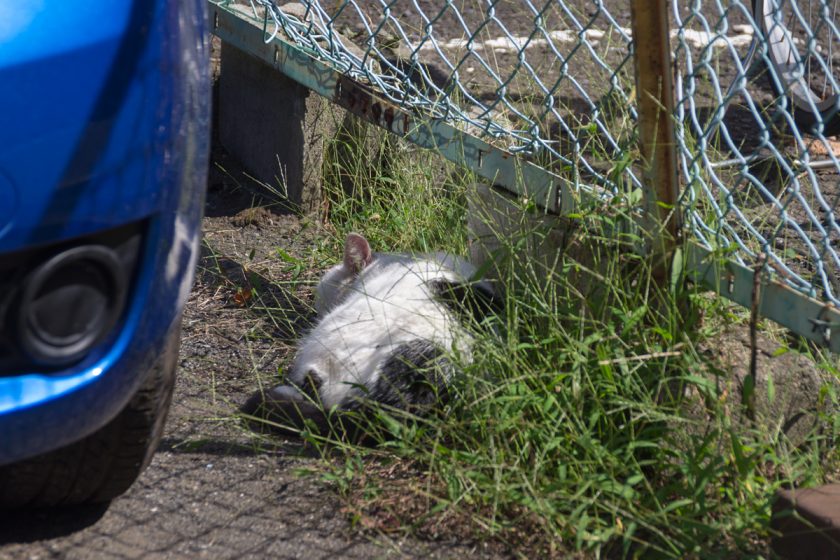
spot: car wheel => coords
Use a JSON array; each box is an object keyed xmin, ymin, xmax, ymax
[
  {"xmin": 0, "ymin": 322, "xmax": 181, "ymax": 509},
  {"xmin": 753, "ymin": 0, "xmax": 840, "ymax": 136}
]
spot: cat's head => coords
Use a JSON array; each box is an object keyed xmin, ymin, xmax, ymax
[{"xmin": 314, "ymin": 232, "xmax": 373, "ymax": 314}]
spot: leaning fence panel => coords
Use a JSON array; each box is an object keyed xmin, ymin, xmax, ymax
[
  {"xmin": 221, "ymin": 0, "xmax": 640, "ymax": 197},
  {"xmin": 210, "ymin": 0, "xmax": 840, "ymax": 349}
]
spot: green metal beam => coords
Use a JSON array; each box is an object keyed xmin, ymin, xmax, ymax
[
  {"xmin": 686, "ymin": 242, "xmax": 840, "ymax": 353},
  {"xmin": 208, "ymin": 1, "xmax": 584, "ymax": 214}
]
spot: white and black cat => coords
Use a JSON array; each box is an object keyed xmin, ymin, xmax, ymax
[{"xmin": 242, "ymin": 232, "xmax": 499, "ymax": 438}]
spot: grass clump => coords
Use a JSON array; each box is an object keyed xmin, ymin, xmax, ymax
[{"xmin": 290, "ymin": 129, "xmax": 840, "ymax": 558}]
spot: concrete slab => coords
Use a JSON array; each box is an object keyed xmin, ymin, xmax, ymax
[{"xmin": 218, "ymin": 41, "xmax": 344, "ymax": 214}]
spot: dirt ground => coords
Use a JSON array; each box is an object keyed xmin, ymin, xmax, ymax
[
  {"xmin": 0, "ymin": 158, "xmax": 831, "ymax": 560},
  {"xmin": 0, "ymin": 23, "xmax": 511, "ymax": 558}
]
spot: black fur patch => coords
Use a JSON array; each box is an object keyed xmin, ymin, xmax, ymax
[
  {"xmin": 429, "ymin": 278, "xmax": 503, "ymax": 324},
  {"xmin": 364, "ymin": 339, "xmax": 453, "ymax": 412},
  {"xmin": 240, "ymin": 386, "xmax": 330, "ymax": 438},
  {"xmin": 240, "ymin": 340, "xmax": 452, "ymax": 442}
]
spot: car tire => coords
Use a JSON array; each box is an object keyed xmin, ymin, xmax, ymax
[
  {"xmin": 753, "ymin": 0, "xmax": 840, "ymax": 137},
  {"xmin": 0, "ymin": 322, "xmax": 181, "ymax": 509}
]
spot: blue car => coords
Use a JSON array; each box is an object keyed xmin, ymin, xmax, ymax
[{"xmin": 0, "ymin": 0, "xmax": 210, "ymax": 506}]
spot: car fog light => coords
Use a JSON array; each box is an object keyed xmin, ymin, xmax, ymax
[{"xmin": 17, "ymin": 245, "xmax": 127, "ymax": 366}]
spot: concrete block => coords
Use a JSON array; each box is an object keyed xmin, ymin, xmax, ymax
[
  {"xmin": 218, "ymin": 41, "xmax": 345, "ymax": 214},
  {"xmin": 468, "ymin": 183, "xmax": 561, "ymax": 274},
  {"xmin": 326, "ymin": 111, "xmax": 392, "ymax": 199},
  {"xmin": 466, "ymin": 182, "xmax": 600, "ymax": 294},
  {"xmin": 773, "ymin": 484, "xmax": 840, "ymax": 559}
]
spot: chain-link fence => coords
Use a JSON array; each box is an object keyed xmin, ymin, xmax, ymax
[
  {"xmin": 211, "ymin": 0, "xmax": 840, "ymax": 346},
  {"xmin": 223, "ymin": 0, "xmax": 640, "ymax": 193},
  {"xmin": 675, "ymin": 1, "xmax": 840, "ymax": 304}
]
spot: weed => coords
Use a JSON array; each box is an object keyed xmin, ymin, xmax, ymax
[{"xmin": 276, "ymin": 128, "xmax": 840, "ymax": 559}]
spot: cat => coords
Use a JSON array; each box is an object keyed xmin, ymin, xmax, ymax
[{"xmin": 242, "ymin": 232, "xmax": 499, "ymax": 439}]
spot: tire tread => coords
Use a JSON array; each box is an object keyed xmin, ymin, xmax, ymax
[{"xmin": 0, "ymin": 327, "xmax": 180, "ymax": 509}]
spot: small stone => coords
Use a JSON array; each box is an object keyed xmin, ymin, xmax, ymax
[{"xmin": 697, "ymin": 325, "xmax": 835, "ymax": 446}]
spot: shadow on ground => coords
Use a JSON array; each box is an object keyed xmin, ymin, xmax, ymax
[{"xmin": 0, "ymin": 504, "xmax": 109, "ymax": 545}]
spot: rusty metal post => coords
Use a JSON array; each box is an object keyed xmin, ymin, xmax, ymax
[{"xmin": 630, "ymin": 0, "xmax": 681, "ymax": 269}]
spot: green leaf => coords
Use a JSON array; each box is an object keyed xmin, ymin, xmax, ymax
[
  {"xmin": 742, "ymin": 373, "xmax": 756, "ymax": 409},
  {"xmin": 767, "ymin": 373, "xmax": 775, "ymax": 403},
  {"xmin": 771, "ymin": 345, "xmax": 789, "ymax": 357},
  {"xmin": 670, "ymin": 247, "xmax": 684, "ymax": 295},
  {"xmin": 661, "ymin": 498, "xmax": 694, "ymax": 514},
  {"xmin": 627, "ymin": 188, "xmax": 644, "ymax": 206},
  {"xmin": 377, "ymin": 411, "xmax": 403, "ymax": 436},
  {"xmin": 729, "ymin": 429, "xmax": 755, "ymax": 477},
  {"xmin": 625, "ymin": 474, "xmax": 645, "ymax": 487},
  {"xmin": 276, "ymin": 248, "xmax": 300, "ymax": 263}
]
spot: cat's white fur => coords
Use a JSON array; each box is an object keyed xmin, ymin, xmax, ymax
[{"xmin": 289, "ymin": 233, "xmax": 476, "ymax": 408}]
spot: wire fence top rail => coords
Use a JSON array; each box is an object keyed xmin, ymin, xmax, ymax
[{"xmin": 211, "ymin": 0, "xmax": 840, "ymax": 345}]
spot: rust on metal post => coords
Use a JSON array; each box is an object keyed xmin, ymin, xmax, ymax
[{"xmin": 630, "ymin": 0, "xmax": 681, "ymax": 260}]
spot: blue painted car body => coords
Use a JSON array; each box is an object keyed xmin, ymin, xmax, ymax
[{"xmin": 0, "ymin": 0, "xmax": 210, "ymax": 464}]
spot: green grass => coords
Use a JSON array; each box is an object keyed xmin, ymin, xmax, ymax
[{"xmin": 257, "ymin": 120, "xmax": 840, "ymax": 559}]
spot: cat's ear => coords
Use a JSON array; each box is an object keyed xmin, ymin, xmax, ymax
[{"xmin": 343, "ymin": 232, "xmax": 372, "ymax": 274}]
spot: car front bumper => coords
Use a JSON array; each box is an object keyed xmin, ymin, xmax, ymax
[{"xmin": 0, "ymin": 0, "xmax": 210, "ymax": 465}]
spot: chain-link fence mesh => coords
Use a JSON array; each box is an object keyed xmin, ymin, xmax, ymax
[
  {"xmin": 215, "ymin": 0, "xmax": 840, "ymax": 309},
  {"xmin": 675, "ymin": 1, "xmax": 840, "ymax": 308}
]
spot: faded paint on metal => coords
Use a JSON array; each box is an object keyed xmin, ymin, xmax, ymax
[{"xmin": 687, "ymin": 242, "xmax": 840, "ymax": 353}]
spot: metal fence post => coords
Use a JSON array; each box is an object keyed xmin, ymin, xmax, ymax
[{"xmin": 630, "ymin": 0, "xmax": 681, "ymax": 270}]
